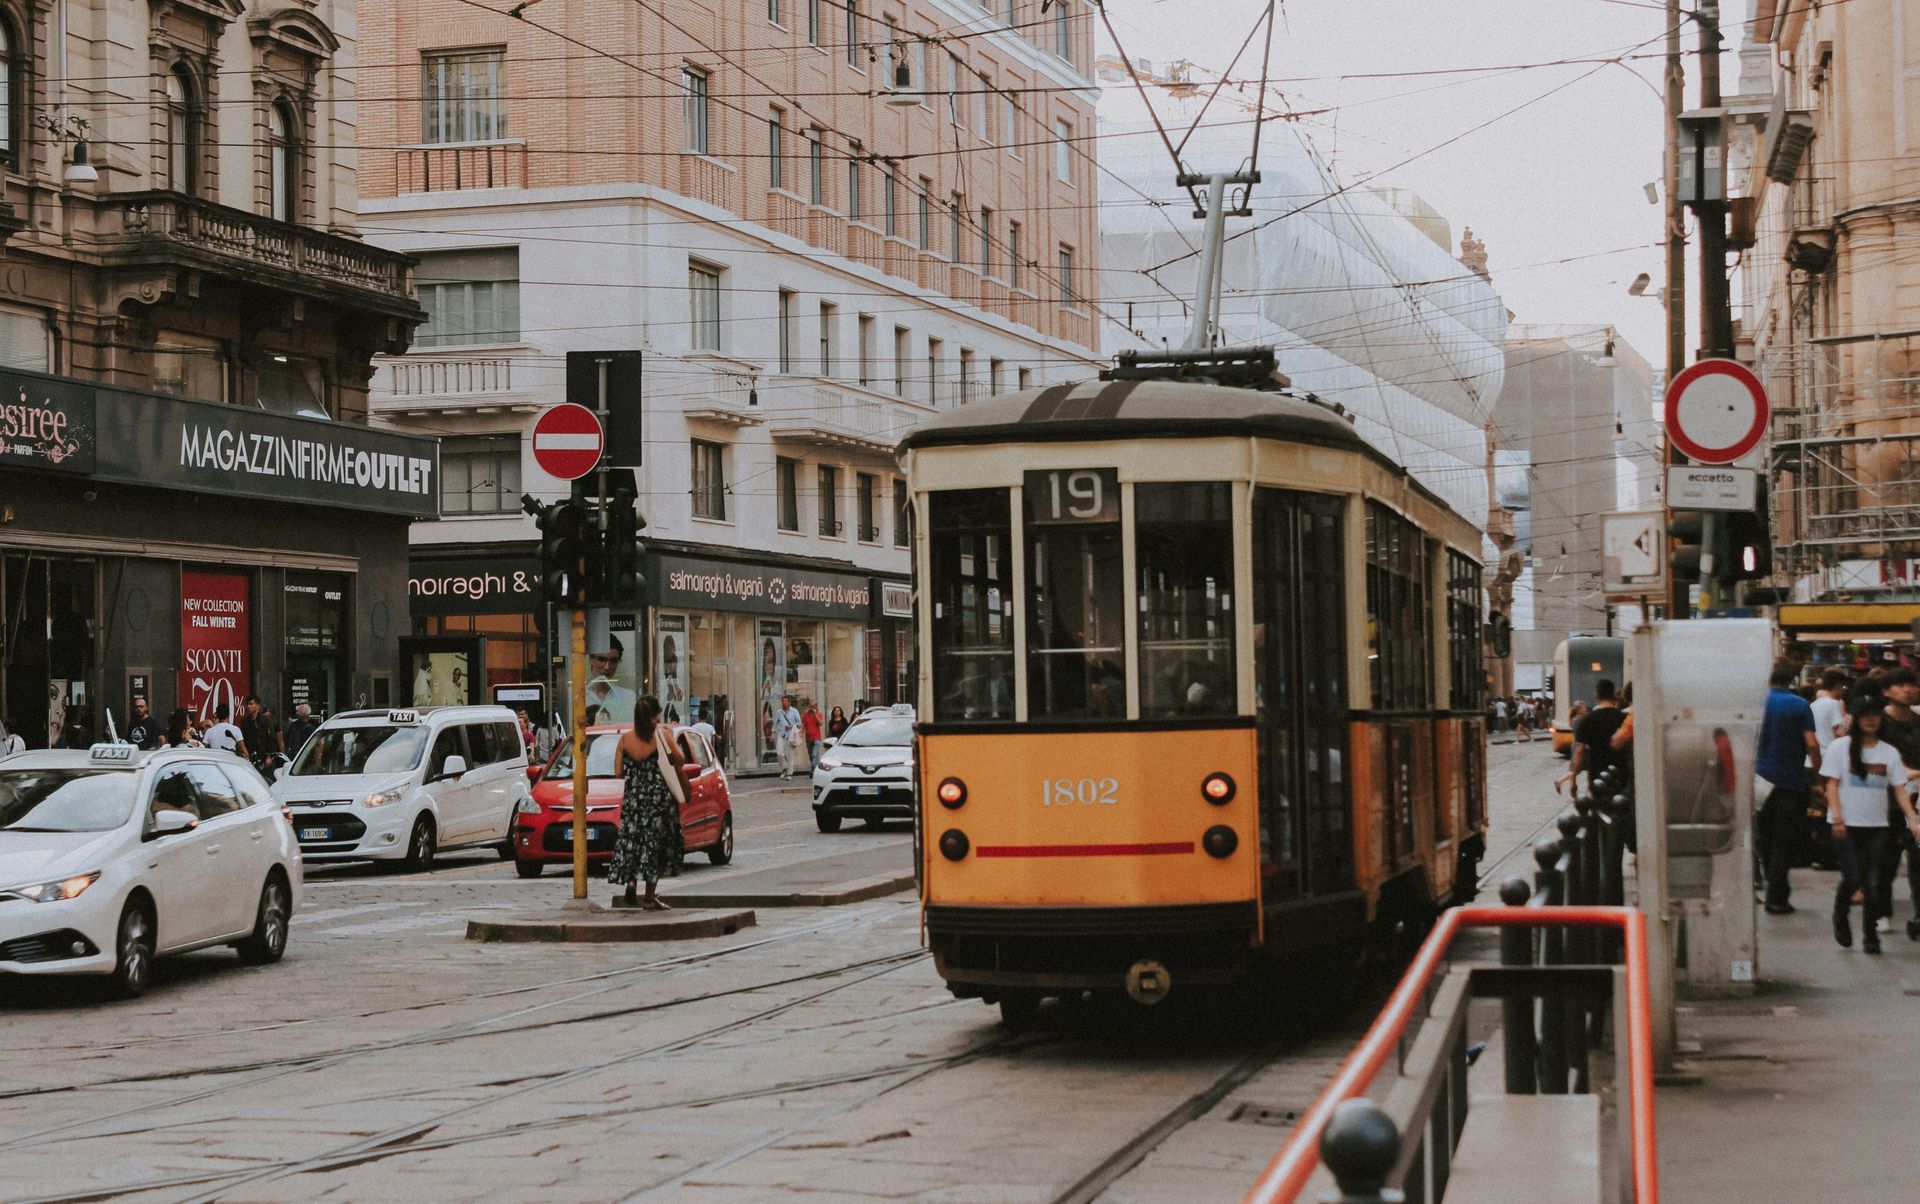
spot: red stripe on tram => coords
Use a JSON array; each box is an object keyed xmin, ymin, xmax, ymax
[{"xmin": 973, "ymin": 842, "xmax": 1196, "ymax": 858}]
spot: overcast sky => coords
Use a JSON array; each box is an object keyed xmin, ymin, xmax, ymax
[{"xmin": 1098, "ymin": 0, "xmax": 1753, "ymax": 369}]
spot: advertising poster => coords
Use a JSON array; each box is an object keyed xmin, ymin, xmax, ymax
[
  {"xmin": 585, "ymin": 613, "xmax": 638, "ymax": 727},
  {"xmin": 181, "ymin": 570, "xmax": 251, "ymax": 724},
  {"xmin": 410, "ymin": 651, "xmax": 469, "ymax": 708},
  {"xmin": 657, "ymin": 614, "xmax": 688, "ymax": 724},
  {"xmin": 756, "ymin": 620, "xmax": 785, "ymax": 766}
]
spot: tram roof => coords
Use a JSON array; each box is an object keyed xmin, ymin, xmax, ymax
[{"xmin": 898, "ymin": 377, "xmax": 1470, "ymax": 531}]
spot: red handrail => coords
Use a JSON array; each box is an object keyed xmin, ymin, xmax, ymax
[{"xmin": 1244, "ymin": 905, "xmax": 1657, "ymax": 1204}]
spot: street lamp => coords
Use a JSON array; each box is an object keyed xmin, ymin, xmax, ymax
[{"xmin": 37, "ymin": 112, "xmax": 97, "ymax": 184}]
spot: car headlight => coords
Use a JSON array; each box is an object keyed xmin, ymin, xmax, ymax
[
  {"xmin": 515, "ymin": 797, "xmax": 542, "ymax": 814},
  {"xmin": 363, "ymin": 787, "xmax": 407, "ymax": 808},
  {"xmin": 9, "ymin": 871, "xmax": 100, "ymax": 903},
  {"xmin": 817, "ymin": 756, "xmax": 844, "ymax": 771}
]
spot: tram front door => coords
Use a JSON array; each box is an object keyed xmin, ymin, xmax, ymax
[{"xmin": 1251, "ymin": 489, "xmax": 1355, "ymax": 905}]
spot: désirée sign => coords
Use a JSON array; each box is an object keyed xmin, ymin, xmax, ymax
[
  {"xmin": 654, "ymin": 552, "xmax": 873, "ymax": 620},
  {"xmin": 0, "ymin": 375, "xmax": 96, "ymax": 474}
]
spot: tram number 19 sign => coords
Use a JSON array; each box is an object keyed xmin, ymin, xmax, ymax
[
  {"xmin": 531, "ymin": 403, "xmax": 605, "ymax": 481},
  {"xmin": 1665, "ymin": 358, "xmax": 1769, "ymax": 465},
  {"xmin": 1024, "ymin": 468, "xmax": 1119, "ymax": 524}
]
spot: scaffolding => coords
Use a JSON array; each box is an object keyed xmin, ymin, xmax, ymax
[{"xmin": 1767, "ymin": 329, "xmax": 1920, "ymax": 576}]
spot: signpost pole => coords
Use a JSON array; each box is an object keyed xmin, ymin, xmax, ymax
[{"xmin": 570, "ymin": 601, "xmax": 589, "ymax": 901}]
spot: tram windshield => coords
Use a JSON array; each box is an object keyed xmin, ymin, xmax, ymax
[
  {"xmin": 1025, "ymin": 469, "xmax": 1126, "ymax": 720},
  {"xmin": 927, "ymin": 489, "xmax": 1015, "ymax": 722},
  {"xmin": 1135, "ymin": 483, "xmax": 1236, "ymax": 717}
]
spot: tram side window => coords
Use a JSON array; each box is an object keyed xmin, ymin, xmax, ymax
[
  {"xmin": 1446, "ymin": 550, "xmax": 1483, "ymax": 711},
  {"xmin": 1366, "ymin": 503, "xmax": 1432, "ymax": 711},
  {"xmin": 1025, "ymin": 468, "xmax": 1125, "ymax": 720},
  {"xmin": 1136, "ymin": 482, "xmax": 1236, "ymax": 717},
  {"xmin": 927, "ymin": 489, "xmax": 1014, "ymax": 721}
]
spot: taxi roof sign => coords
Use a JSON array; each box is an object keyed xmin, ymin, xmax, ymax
[
  {"xmin": 88, "ymin": 743, "xmax": 136, "ymax": 762},
  {"xmin": 387, "ymin": 709, "xmax": 421, "ymax": 725}
]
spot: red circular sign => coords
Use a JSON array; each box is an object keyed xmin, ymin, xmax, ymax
[
  {"xmin": 1665, "ymin": 358, "xmax": 1768, "ymax": 464},
  {"xmin": 531, "ymin": 404, "xmax": 604, "ymax": 480}
]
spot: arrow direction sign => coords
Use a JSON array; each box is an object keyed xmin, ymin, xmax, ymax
[{"xmin": 1603, "ymin": 510, "xmax": 1668, "ymax": 596}]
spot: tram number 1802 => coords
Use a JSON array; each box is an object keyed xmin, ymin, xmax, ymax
[{"xmin": 1042, "ymin": 777, "xmax": 1120, "ymax": 808}]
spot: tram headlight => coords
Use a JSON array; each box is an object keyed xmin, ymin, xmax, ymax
[
  {"xmin": 938, "ymin": 829, "xmax": 970, "ymax": 861},
  {"xmin": 936, "ymin": 777, "xmax": 967, "ymax": 809},
  {"xmin": 1202, "ymin": 825, "xmax": 1239, "ymax": 859},
  {"xmin": 1201, "ymin": 773, "xmax": 1235, "ymax": 805}
]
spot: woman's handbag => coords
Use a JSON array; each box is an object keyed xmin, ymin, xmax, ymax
[{"xmin": 656, "ymin": 731, "xmax": 687, "ymax": 805}]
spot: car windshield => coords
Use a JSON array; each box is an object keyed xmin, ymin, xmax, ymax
[
  {"xmin": 290, "ymin": 725, "xmax": 429, "ymax": 777},
  {"xmin": 543, "ymin": 733, "xmax": 621, "ymax": 781},
  {"xmin": 0, "ymin": 770, "xmax": 136, "ymax": 833},
  {"xmin": 839, "ymin": 717, "xmax": 913, "ymax": 748}
]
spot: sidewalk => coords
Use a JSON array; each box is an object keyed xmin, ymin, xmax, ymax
[{"xmin": 1656, "ymin": 865, "xmax": 1920, "ymax": 1200}]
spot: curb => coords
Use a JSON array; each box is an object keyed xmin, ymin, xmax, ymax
[
  {"xmin": 662, "ymin": 871, "xmax": 917, "ymax": 909},
  {"xmin": 466, "ymin": 907, "xmax": 756, "ymax": 943}
]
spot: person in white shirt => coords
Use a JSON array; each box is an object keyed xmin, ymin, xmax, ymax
[
  {"xmin": 1821, "ymin": 700, "xmax": 1920, "ymax": 953},
  {"xmin": 688, "ymin": 704, "xmax": 718, "ymax": 750},
  {"xmin": 203, "ymin": 704, "xmax": 249, "ymax": 760},
  {"xmin": 1809, "ymin": 670, "xmax": 1849, "ymax": 755},
  {"xmin": 772, "ymin": 697, "xmax": 803, "ymax": 779}
]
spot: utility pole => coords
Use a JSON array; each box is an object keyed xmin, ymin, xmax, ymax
[
  {"xmin": 1694, "ymin": 0, "xmax": 1732, "ymax": 613},
  {"xmin": 1665, "ymin": 0, "xmax": 1688, "ymax": 619}
]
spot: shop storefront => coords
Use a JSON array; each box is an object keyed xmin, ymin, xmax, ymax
[
  {"xmin": 0, "ymin": 366, "xmax": 436, "ymax": 745},
  {"xmin": 1779, "ymin": 601, "xmax": 1920, "ymax": 673},
  {"xmin": 648, "ymin": 548, "xmax": 907, "ymax": 773},
  {"xmin": 406, "ymin": 550, "xmax": 545, "ymax": 708}
]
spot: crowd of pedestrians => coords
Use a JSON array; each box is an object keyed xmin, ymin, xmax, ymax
[{"xmin": 1490, "ymin": 694, "xmax": 1549, "ymax": 741}]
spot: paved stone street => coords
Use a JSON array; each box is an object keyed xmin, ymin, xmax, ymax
[{"xmin": 2, "ymin": 746, "xmax": 1568, "ymax": 1203}]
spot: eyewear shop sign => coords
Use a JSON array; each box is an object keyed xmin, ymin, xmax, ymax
[
  {"xmin": 0, "ymin": 368, "xmax": 438, "ymax": 518},
  {"xmin": 409, "ymin": 558, "xmax": 541, "ymax": 616},
  {"xmin": 655, "ymin": 554, "xmax": 874, "ymax": 621}
]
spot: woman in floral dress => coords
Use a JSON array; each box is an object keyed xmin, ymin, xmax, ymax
[{"xmin": 609, "ymin": 695, "xmax": 687, "ymax": 910}]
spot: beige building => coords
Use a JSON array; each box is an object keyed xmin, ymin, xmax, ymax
[
  {"xmin": 357, "ymin": 0, "xmax": 1103, "ymax": 766},
  {"xmin": 1742, "ymin": 0, "xmax": 1920, "ymax": 638}
]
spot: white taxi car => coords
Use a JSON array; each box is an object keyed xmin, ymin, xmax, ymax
[
  {"xmin": 0, "ymin": 744, "xmax": 301, "ymax": 997},
  {"xmin": 810, "ymin": 705, "xmax": 917, "ymax": 832}
]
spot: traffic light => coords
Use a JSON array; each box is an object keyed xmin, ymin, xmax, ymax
[
  {"xmin": 1668, "ymin": 509, "xmax": 1705, "ymax": 580},
  {"xmin": 535, "ymin": 485, "xmax": 591, "ymax": 607},
  {"xmin": 598, "ymin": 469, "xmax": 646, "ymax": 605},
  {"xmin": 1724, "ymin": 481, "xmax": 1773, "ymax": 582}
]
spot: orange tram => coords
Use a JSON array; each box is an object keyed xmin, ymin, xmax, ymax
[{"xmin": 898, "ymin": 351, "xmax": 1489, "ymax": 1021}]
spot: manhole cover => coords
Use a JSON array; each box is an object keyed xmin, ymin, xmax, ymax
[{"xmin": 1228, "ymin": 1103, "xmax": 1304, "ymax": 1128}]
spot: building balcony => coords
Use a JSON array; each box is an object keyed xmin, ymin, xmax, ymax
[
  {"xmin": 768, "ymin": 380, "xmax": 935, "ymax": 455},
  {"xmin": 396, "ymin": 141, "xmax": 529, "ymax": 194},
  {"xmin": 102, "ymin": 191, "xmax": 418, "ymax": 317},
  {"xmin": 370, "ymin": 355, "xmax": 540, "ymax": 419},
  {"xmin": 680, "ymin": 358, "xmax": 765, "ymax": 429},
  {"xmin": 1787, "ymin": 176, "xmax": 1834, "ymax": 273}
]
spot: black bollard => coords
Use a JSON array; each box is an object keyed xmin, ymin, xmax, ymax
[
  {"xmin": 1535, "ymin": 838, "xmax": 1569, "ymax": 1094},
  {"xmin": 1499, "ymin": 877, "xmax": 1536, "ymax": 1095},
  {"xmin": 1319, "ymin": 1097, "xmax": 1406, "ymax": 1204}
]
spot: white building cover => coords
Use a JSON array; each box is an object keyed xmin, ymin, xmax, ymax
[{"xmin": 1099, "ymin": 75, "xmax": 1508, "ymax": 523}]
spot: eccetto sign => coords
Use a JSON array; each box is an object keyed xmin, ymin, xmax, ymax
[{"xmin": 652, "ymin": 552, "xmax": 873, "ymax": 620}]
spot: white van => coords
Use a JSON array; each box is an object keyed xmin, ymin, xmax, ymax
[{"xmin": 269, "ymin": 706, "xmax": 532, "ymax": 870}]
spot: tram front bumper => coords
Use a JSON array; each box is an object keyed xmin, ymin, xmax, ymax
[{"xmin": 925, "ymin": 901, "xmax": 1257, "ymax": 993}]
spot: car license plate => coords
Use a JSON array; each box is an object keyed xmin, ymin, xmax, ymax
[
  {"xmin": 299, "ymin": 827, "xmax": 329, "ymax": 841},
  {"xmin": 853, "ymin": 786, "xmax": 883, "ymax": 797}
]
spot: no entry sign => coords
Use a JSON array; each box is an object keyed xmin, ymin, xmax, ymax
[
  {"xmin": 531, "ymin": 404, "xmax": 604, "ymax": 480},
  {"xmin": 1665, "ymin": 359, "xmax": 1768, "ymax": 464}
]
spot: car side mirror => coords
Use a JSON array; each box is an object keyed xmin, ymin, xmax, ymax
[
  {"xmin": 149, "ymin": 809, "xmax": 198, "ymax": 838},
  {"xmin": 441, "ymin": 755, "xmax": 468, "ymax": 779},
  {"xmin": 273, "ymin": 765, "xmax": 288, "ymax": 782},
  {"xmin": 821, "ymin": 737, "xmax": 837, "ymax": 751},
  {"xmin": 526, "ymin": 763, "xmax": 543, "ymax": 782}
]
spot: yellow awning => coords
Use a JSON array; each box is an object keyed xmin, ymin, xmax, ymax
[{"xmin": 1778, "ymin": 602, "xmax": 1920, "ymax": 637}]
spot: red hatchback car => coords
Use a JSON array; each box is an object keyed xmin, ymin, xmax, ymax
[{"xmin": 511, "ymin": 726, "xmax": 734, "ymax": 878}]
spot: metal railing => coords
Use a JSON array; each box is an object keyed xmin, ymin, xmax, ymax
[
  {"xmin": 1246, "ymin": 767, "xmax": 1654, "ymax": 1204},
  {"xmin": 108, "ymin": 191, "xmax": 413, "ymax": 300},
  {"xmin": 379, "ymin": 357, "xmax": 514, "ymax": 398}
]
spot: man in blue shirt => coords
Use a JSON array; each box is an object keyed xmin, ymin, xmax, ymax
[{"xmin": 1755, "ymin": 660, "xmax": 1819, "ymax": 913}]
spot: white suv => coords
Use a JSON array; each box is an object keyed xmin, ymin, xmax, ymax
[
  {"xmin": 271, "ymin": 706, "xmax": 532, "ymax": 870},
  {"xmin": 811, "ymin": 705, "xmax": 916, "ymax": 833}
]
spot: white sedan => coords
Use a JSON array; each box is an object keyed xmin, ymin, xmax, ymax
[{"xmin": 0, "ymin": 744, "xmax": 301, "ymax": 997}]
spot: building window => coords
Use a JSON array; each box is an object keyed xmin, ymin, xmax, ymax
[
  {"xmin": 817, "ymin": 301, "xmax": 836, "ymax": 377},
  {"xmin": 776, "ymin": 457, "xmax": 801, "ymax": 531},
  {"xmin": 818, "ymin": 465, "xmax": 841, "ymax": 536},
  {"xmin": 768, "ymin": 0, "xmax": 782, "ymax": 25},
  {"xmin": 683, "ymin": 67, "xmax": 710, "ymax": 154},
  {"xmin": 917, "ymin": 180, "xmax": 931, "ymax": 250},
  {"xmin": 422, "ymin": 50, "xmax": 505, "ymax": 144},
  {"xmin": 441, "ymin": 438, "xmax": 522, "ymax": 515},
  {"xmin": 959, "ymin": 348, "xmax": 976, "ymax": 404},
  {"xmin": 915, "ymin": 38, "xmax": 929, "ymax": 104},
  {"xmin": 892, "ymin": 325, "xmax": 909, "ymax": 396},
  {"xmin": 152, "ymin": 331, "xmax": 226, "ymax": 403},
  {"xmin": 0, "ymin": 20, "xmax": 15, "ymax": 163},
  {"xmin": 979, "ymin": 207, "xmax": 993, "ymax": 276},
  {"xmin": 688, "ymin": 261, "xmax": 722, "ymax": 351},
  {"xmin": 946, "ymin": 54, "xmax": 961, "ymax": 126},
  {"xmin": 1054, "ymin": 0, "xmax": 1072, "ymax": 64},
  {"xmin": 415, "ymin": 248, "xmax": 520, "ymax": 347},
  {"xmin": 989, "ymin": 358, "xmax": 1003, "ymax": 394},
  {"xmin": 1019, "ymin": 366, "xmax": 1032, "ymax": 389},
  {"xmin": 257, "ymin": 354, "xmax": 330, "ymax": 420},
  {"xmin": 1004, "ymin": 91, "xmax": 1019, "ymax": 155},
  {"xmin": 166, "ymin": 67, "xmax": 199, "ymax": 194},
  {"xmin": 858, "ymin": 314, "xmax": 875, "ymax": 387},
  {"xmin": 1055, "ymin": 118, "xmax": 1072, "ymax": 183},
  {"xmin": 846, "ymin": 0, "xmax": 861, "ymax": 67},
  {"xmin": 776, "ymin": 288, "xmax": 795, "ymax": 373},
  {"xmin": 808, "ymin": 129, "xmax": 823, "ymax": 204},
  {"xmin": 847, "ymin": 144, "xmax": 863, "ymax": 221},
  {"xmin": 927, "ymin": 336, "xmax": 944, "ymax": 406},
  {"xmin": 1058, "ymin": 244, "xmax": 1074, "ymax": 307},
  {"xmin": 893, "ymin": 478, "xmax": 911, "ymax": 547},
  {"xmin": 976, "ymin": 72, "xmax": 992, "ymax": 139},
  {"xmin": 267, "ymin": 103, "xmax": 298, "ymax": 224},
  {"xmin": 767, "ymin": 110, "xmax": 784, "ymax": 190},
  {"xmin": 857, "ymin": 474, "xmax": 879, "ymax": 542},
  {"xmin": 807, "ymin": 0, "xmax": 822, "ymax": 45},
  {"xmin": 692, "ymin": 440, "xmax": 728, "ymax": 520},
  {"xmin": 948, "ymin": 194, "xmax": 963, "ymax": 263},
  {"xmin": 1009, "ymin": 221, "xmax": 1022, "ymax": 288},
  {"xmin": 884, "ymin": 168, "xmax": 898, "ymax": 235}
]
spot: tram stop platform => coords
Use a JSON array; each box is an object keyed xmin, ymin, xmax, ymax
[
  {"xmin": 1655, "ymin": 868, "xmax": 1920, "ymax": 1200},
  {"xmin": 466, "ymin": 903, "xmax": 756, "ymax": 943}
]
